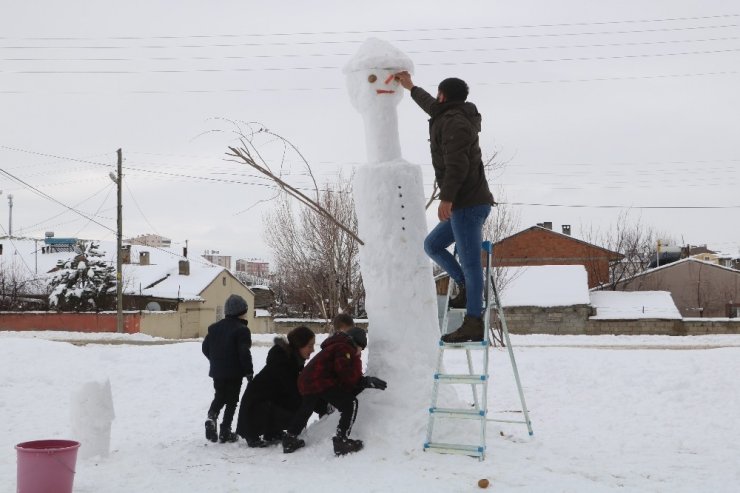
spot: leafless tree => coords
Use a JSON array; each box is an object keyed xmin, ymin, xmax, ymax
[
  {"xmin": 581, "ymin": 211, "xmax": 673, "ymax": 290},
  {"xmin": 0, "ymin": 263, "xmax": 48, "ymax": 310},
  {"xmin": 264, "ymin": 175, "xmax": 363, "ymax": 321}
]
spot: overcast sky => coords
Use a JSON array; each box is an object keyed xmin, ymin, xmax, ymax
[{"xmin": 1, "ymin": 0, "xmax": 737, "ymax": 264}]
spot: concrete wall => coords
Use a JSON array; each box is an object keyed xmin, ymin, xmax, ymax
[
  {"xmin": 139, "ymin": 311, "xmax": 182, "ymax": 339},
  {"xmin": 0, "ymin": 311, "xmax": 140, "ymax": 333},
  {"xmin": 504, "ymin": 305, "xmax": 593, "ymax": 335},
  {"xmin": 273, "ymin": 319, "xmax": 369, "ymax": 335}
]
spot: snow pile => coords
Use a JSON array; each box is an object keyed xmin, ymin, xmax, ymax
[
  {"xmin": 590, "ymin": 290, "xmax": 682, "ymax": 320},
  {"xmin": 70, "ymin": 379, "xmax": 115, "ymax": 458},
  {"xmin": 500, "ymin": 265, "xmax": 590, "ymax": 307}
]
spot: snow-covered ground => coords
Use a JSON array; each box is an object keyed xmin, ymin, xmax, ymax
[{"xmin": 2, "ymin": 332, "xmax": 739, "ymax": 492}]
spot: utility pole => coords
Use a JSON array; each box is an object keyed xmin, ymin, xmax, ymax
[
  {"xmin": 8, "ymin": 193, "xmax": 13, "ymax": 237},
  {"xmin": 111, "ymin": 149, "xmax": 124, "ymax": 333}
]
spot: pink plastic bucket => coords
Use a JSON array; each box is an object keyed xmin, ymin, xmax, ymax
[{"xmin": 15, "ymin": 440, "xmax": 81, "ymax": 493}]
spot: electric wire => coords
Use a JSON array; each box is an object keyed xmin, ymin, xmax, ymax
[{"xmin": 3, "ymin": 13, "xmax": 739, "ymax": 41}]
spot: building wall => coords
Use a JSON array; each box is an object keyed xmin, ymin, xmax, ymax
[
  {"xmin": 194, "ymin": 272, "xmax": 255, "ymax": 337},
  {"xmin": 614, "ymin": 260, "xmax": 740, "ymax": 318},
  {"xmin": 139, "ymin": 311, "xmax": 182, "ymax": 338},
  {"xmin": 501, "ymin": 306, "xmax": 592, "ymax": 335},
  {"xmin": 493, "ymin": 228, "xmax": 616, "ymax": 288},
  {"xmin": 0, "ymin": 312, "xmax": 140, "ymax": 333}
]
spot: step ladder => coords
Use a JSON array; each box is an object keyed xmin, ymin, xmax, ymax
[{"xmin": 424, "ymin": 240, "xmax": 533, "ymax": 461}]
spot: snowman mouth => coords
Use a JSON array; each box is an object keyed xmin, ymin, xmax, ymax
[{"xmin": 376, "ymin": 89, "xmax": 395, "ymax": 94}]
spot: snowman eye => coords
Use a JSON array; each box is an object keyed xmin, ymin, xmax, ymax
[{"xmin": 368, "ymin": 74, "xmax": 377, "ymax": 83}]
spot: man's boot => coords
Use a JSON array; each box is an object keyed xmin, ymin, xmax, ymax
[
  {"xmin": 332, "ymin": 435, "xmax": 364, "ymax": 456},
  {"xmin": 282, "ymin": 433, "xmax": 306, "ymax": 454},
  {"xmin": 448, "ymin": 284, "xmax": 466, "ymax": 309},
  {"xmin": 205, "ymin": 415, "xmax": 218, "ymax": 443},
  {"xmin": 219, "ymin": 426, "xmax": 239, "ymax": 443},
  {"xmin": 441, "ymin": 315, "xmax": 484, "ymax": 343}
]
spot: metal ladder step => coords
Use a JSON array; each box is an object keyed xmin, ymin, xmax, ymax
[
  {"xmin": 439, "ymin": 340, "xmax": 489, "ymax": 350},
  {"xmin": 430, "ymin": 407, "xmax": 486, "ymax": 420},
  {"xmin": 434, "ymin": 373, "xmax": 487, "ymax": 384},
  {"xmin": 424, "ymin": 442, "xmax": 485, "ymax": 457}
]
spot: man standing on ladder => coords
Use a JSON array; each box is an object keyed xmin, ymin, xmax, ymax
[{"xmin": 396, "ymin": 71, "xmax": 495, "ymax": 343}]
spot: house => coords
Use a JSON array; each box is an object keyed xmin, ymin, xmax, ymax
[
  {"xmin": 490, "ymin": 224, "xmax": 623, "ymax": 288},
  {"xmin": 609, "ymin": 257, "xmax": 740, "ymax": 318},
  {"xmin": 120, "ymin": 243, "xmax": 255, "ymax": 337},
  {"xmin": 0, "ymin": 238, "xmax": 256, "ymax": 337}
]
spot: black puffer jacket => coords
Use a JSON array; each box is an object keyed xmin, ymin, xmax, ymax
[
  {"xmin": 202, "ymin": 316, "xmax": 253, "ymax": 379},
  {"xmin": 411, "ymin": 86, "xmax": 494, "ymax": 209},
  {"xmin": 244, "ymin": 337, "xmax": 304, "ymax": 411}
]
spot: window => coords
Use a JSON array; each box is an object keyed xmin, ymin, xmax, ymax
[
  {"xmin": 222, "ymin": 277, "xmax": 226, "ymax": 286},
  {"xmin": 216, "ymin": 305, "xmax": 224, "ymax": 321}
]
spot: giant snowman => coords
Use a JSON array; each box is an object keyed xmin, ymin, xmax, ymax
[{"xmin": 344, "ymin": 38, "xmax": 439, "ymax": 381}]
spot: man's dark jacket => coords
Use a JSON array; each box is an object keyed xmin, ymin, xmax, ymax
[
  {"xmin": 410, "ymin": 86, "xmax": 494, "ymax": 210},
  {"xmin": 297, "ymin": 333, "xmax": 362, "ymax": 396},
  {"xmin": 243, "ymin": 337, "xmax": 304, "ymax": 411},
  {"xmin": 202, "ymin": 316, "xmax": 253, "ymax": 379}
]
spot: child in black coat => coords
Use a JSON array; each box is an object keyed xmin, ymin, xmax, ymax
[
  {"xmin": 236, "ymin": 325, "xmax": 318, "ymax": 447},
  {"xmin": 202, "ymin": 294, "xmax": 253, "ymax": 443}
]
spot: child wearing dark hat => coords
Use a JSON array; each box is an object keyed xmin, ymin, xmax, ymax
[
  {"xmin": 282, "ymin": 327, "xmax": 387, "ymax": 456},
  {"xmin": 202, "ymin": 294, "xmax": 253, "ymax": 443}
]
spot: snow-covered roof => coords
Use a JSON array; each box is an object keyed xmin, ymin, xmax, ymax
[
  {"xmin": 0, "ymin": 238, "xmax": 235, "ymax": 301},
  {"xmin": 590, "ymin": 291, "xmax": 681, "ymax": 320},
  {"xmin": 500, "ymin": 265, "xmax": 591, "ymax": 307},
  {"xmin": 615, "ymin": 256, "xmax": 740, "ymax": 285}
]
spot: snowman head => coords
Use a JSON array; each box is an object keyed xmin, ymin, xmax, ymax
[{"xmin": 344, "ymin": 38, "xmax": 414, "ymax": 114}]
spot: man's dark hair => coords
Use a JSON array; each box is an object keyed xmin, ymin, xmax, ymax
[
  {"xmin": 332, "ymin": 313, "xmax": 354, "ymax": 331},
  {"xmin": 438, "ymin": 77, "xmax": 469, "ymax": 102}
]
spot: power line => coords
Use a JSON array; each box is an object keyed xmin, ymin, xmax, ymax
[
  {"xmin": 6, "ymin": 46, "xmax": 740, "ymax": 75},
  {"xmin": 2, "ymin": 22, "xmax": 738, "ymax": 50},
  {"xmin": 124, "ymin": 181, "xmax": 161, "ymax": 236},
  {"xmin": 5, "ymin": 35, "xmax": 740, "ymax": 62},
  {"xmin": 0, "ymin": 166, "xmax": 116, "ymax": 233},
  {"xmin": 3, "ymin": 13, "xmax": 739, "ymax": 41},
  {"xmin": 503, "ymin": 201, "xmax": 740, "ymax": 209}
]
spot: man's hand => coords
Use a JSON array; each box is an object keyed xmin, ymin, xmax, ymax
[
  {"xmin": 438, "ymin": 201, "xmax": 453, "ymax": 221},
  {"xmin": 394, "ymin": 71, "xmax": 414, "ymax": 90},
  {"xmin": 361, "ymin": 376, "xmax": 387, "ymax": 390}
]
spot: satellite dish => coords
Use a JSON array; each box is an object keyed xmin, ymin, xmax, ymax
[{"xmin": 145, "ymin": 301, "xmax": 161, "ymax": 311}]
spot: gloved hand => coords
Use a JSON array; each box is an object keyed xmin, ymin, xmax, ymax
[
  {"xmin": 361, "ymin": 376, "xmax": 387, "ymax": 390},
  {"xmin": 246, "ymin": 374, "xmax": 254, "ymax": 383}
]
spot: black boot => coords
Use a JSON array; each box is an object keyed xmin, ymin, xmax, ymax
[
  {"xmin": 441, "ymin": 315, "xmax": 484, "ymax": 343},
  {"xmin": 449, "ymin": 284, "xmax": 467, "ymax": 309},
  {"xmin": 205, "ymin": 416, "xmax": 218, "ymax": 443},
  {"xmin": 282, "ymin": 433, "xmax": 306, "ymax": 454},
  {"xmin": 219, "ymin": 426, "xmax": 239, "ymax": 443},
  {"xmin": 263, "ymin": 431, "xmax": 287, "ymax": 446},
  {"xmin": 246, "ymin": 437, "xmax": 268, "ymax": 448},
  {"xmin": 332, "ymin": 435, "xmax": 364, "ymax": 456}
]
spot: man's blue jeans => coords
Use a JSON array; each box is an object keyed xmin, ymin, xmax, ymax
[{"xmin": 424, "ymin": 204, "xmax": 491, "ymax": 318}]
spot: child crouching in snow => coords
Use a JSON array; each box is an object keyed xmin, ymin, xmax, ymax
[
  {"xmin": 202, "ymin": 294, "xmax": 253, "ymax": 443},
  {"xmin": 282, "ymin": 327, "xmax": 387, "ymax": 456}
]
